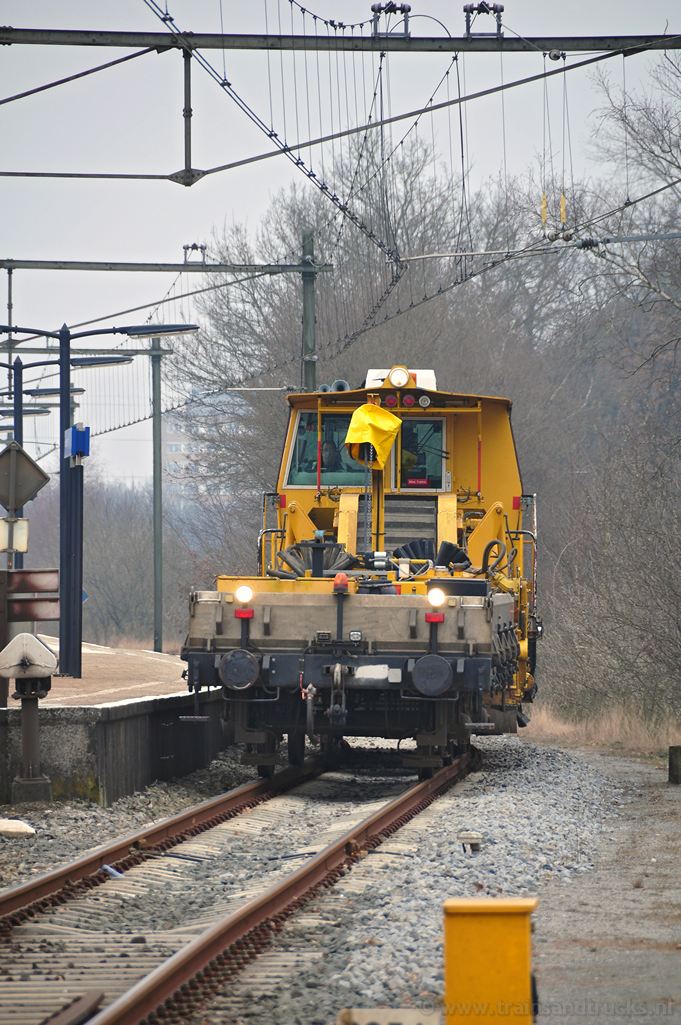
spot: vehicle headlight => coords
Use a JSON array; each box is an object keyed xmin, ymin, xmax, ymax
[
  {"xmin": 427, "ymin": 587, "xmax": 447, "ymax": 608},
  {"xmin": 387, "ymin": 365, "xmax": 410, "ymax": 388},
  {"xmin": 235, "ymin": 584, "xmax": 254, "ymax": 604}
]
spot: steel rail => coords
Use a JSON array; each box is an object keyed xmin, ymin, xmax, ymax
[
  {"xmin": 86, "ymin": 753, "xmax": 472, "ymax": 1025},
  {"xmin": 0, "ymin": 762, "xmax": 322, "ymax": 922}
]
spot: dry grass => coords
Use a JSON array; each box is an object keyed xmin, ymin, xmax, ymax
[{"xmin": 525, "ymin": 703, "xmax": 681, "ymax": 755}]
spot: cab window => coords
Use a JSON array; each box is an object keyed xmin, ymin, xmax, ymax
[
  {"xmin": 399, "ymin": 419, "xmax": 445, "ymax": 489},
  {"xmin": 287, "ymin": 411, "xmax": 367, "ymax": 486}
]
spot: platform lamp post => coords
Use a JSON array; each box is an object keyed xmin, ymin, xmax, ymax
[{"xmin": 0, "ymin": 322, "xmax": 199, "ymax": 677}]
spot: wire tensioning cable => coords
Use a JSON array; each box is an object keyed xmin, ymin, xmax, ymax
[
  {"xmin": 5, "ymin": 36, "xmax": 675, "ymax": 185},
  {"xmin": 38, "ymin": 170, "xmax": 680, "ymax": 449},
  {"xmin": 141, "ymin": 0, "xmax": 398, "ymax": 260},
  {"xmin": 0, "ymin": 47, "xmax": 156, "ymax": 107},
  {"xmin": 287, "ymin": 0, "xmax": 372, "ymax": 33}
]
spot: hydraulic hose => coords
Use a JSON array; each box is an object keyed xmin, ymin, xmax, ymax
[{"xmin": 470, "ymin": 539, "xmax": 507, "ymax": 576}]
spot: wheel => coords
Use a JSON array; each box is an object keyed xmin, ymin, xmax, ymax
[
  {"xmin": 257, "ymin": 763, "xmax": 275, "ymax": 779},
  {"xmin": 287, "ymin": 729, "xmax": 306, "ymax": 767},
  {"xmin": 418, "ymin": 766, "xmax": 434, "ymax": 781}
]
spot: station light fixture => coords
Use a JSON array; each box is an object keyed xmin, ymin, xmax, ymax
[
  {"xmin": 123, "ymin": 323, "xmax": 199, "ymax": 338},
  {"xmin": 0, "ymin": 405, "xmax": 51, "ymax": 417},
  {"xmin": 24, "ymin": 387, "xmax": 86, "ymax": 397},
  {"xmin": 71, "ymin": 356, "xmax": 133, "ymax": 368}
]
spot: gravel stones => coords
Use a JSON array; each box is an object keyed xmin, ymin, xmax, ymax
[
  {"xmin": 49, "ymin": 773, "xmax": 408, "ymax": 937},
  {"xmin": 0, "ymin": 736, "xmax": 623, "ymax": 1025},
  {"xmin": 200, "ymin": 737, "xmax": 621, "ymax": 1025},
  {"xmin": 0, "ymin": 746, "xmax": 255, "ymax": 889}
]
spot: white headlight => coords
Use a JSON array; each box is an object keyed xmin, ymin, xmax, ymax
[
  {"xmin": 418, "ymin": 394, "xmax": 431, "ymax": 408},
  {"xmin": 235, "ymin": 584, "xmax": 254, "ymax": 604},
  {"xmin": 427, "ymin": 587, "xmax": 447, "ymax": 608},
  {"xmin": 387, "ymin": 365, "xmax": 410, "ymax": 388}
]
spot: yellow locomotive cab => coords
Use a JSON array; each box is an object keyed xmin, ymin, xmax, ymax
[{"xmin": 182, "ymin": 366, "xmax": 541, "ymax": 778}]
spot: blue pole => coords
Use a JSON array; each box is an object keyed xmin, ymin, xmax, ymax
[
  {"xmin": 12, "ymin": 356, "xmax": 23, "ymax": 570},
  {"xmin": 58, "ymin": 323, "xmax": 72, "ymax": 675}
]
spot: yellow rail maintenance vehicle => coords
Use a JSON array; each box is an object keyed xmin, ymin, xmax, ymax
[{"xmin": 182, "ymin": 366, "xmax": 541, "ymax": 778}]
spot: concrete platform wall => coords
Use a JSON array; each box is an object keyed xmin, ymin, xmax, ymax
[{"xmin": 0, "ymin": 690, "xmax": 226, "ymax": 806}]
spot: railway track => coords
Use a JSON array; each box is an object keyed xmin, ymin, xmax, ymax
[
  {"xmin": 0, "ymin": 751, "xmax": 472, "ymax": 1025},
  {"xmin": 0, "ymin": 761, "xmax": 323, "ymax": 924}
]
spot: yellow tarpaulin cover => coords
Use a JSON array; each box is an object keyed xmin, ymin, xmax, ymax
[{"xmin": 344, "ymin": 403, "xmax": 401, "ymax": 469}]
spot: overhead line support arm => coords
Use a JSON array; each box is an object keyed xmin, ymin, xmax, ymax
[
  {"xmin": 0, "ymin": 260, "xmax": 333, "ymax": 274},
  {"xmin": 1, "ymin": 28, "xmax": 680, "ymax": 52}
]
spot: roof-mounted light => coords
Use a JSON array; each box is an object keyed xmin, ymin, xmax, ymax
[{"xmin": 387, "ymin": 365, "xmax": 410, "ymax": 388}]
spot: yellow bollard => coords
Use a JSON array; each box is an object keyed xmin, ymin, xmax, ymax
[{"xmin": 443, "ymin": 897, "xmax": 538, "ymax": 1024}]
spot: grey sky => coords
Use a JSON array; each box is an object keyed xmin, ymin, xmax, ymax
[{"xmin": 0, "ymin": 0, "xmax": 672, "ymax": 479}]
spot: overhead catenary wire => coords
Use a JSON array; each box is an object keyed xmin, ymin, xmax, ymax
[
  {"xmin": 263, "ymin": 0, "xmax": 275, "ymax": 129},
  {"xmin": 622, "ymin": 53, "xmax": 631, "ymax": 203},
  {"xmin": 564, "ymin": 58, "xmax": 577, "ymax": 229},
  {"xmin": 10, "ymin": 166, "xmax": 679, "ymax": 358},
  {"xmin": 217, "ymin": 0, "xmax": 228, "ymax": 83},
  {"xmin": 165, "ymin": 40, "xmax": 678, "ymax": 174},
  {"xmin": 7, "ymin": 270, "xmax": 276, "ymax": 343},
  {"xmin": 3, "ymin": 38, "xmax": 672, "ymax": 187},
  {"xmin": 393, "ymin": 231, "xmax": 681, "ymax": 261},
  {"xmin": 141, "ymin": 0, "xmax": 398, "ymax": 259},
  {"xmin": 9, "ymin": 18, "xmax": 681, "ymax": 451},
  {"xmin": 204, "ymin": 178, "xmax": 679, "ymax": 389},
  {"xmin": 331, "ymin": 49, "xmax": 453, "ymax": 254},
  {"xmin": 543, "ymin": 55, "xmax": 558, "ymax": 228},
  {"xmin": 499, "ymin": 49, "xmax": 511, "ymax": 249},
  {"xmin": 287, "ymin": 0, "xmax": 372, "ymax": 33},
  {"xmin": 455, "ymin": 56, "xmax": 473, "ymax": 256},
  {"xmin": 301, "ymin": 8, "xmax": 313, "ymax": 167},
  {"xmin": 24, "ymin": 172, "xmax": 680, "ymax": 450},
  {"xmin": 327, "ymin": 175, "xmax": 681, "ymax": 353},
  {"xmin": 397, "ymin": 178, "xmax": 681, "ymax": 261}
]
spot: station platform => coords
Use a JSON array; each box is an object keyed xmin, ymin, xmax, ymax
[
  {"xmin": 38, "ymin": 637, "xmax": 185, "ymax": 706},
  {"xmin": 0, "ymin": 640, "xmax": 226, "ymax": 806}
]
